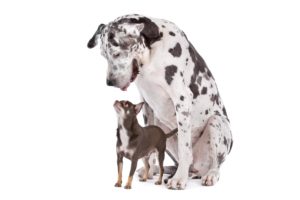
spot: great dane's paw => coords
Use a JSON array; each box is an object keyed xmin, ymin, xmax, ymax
[
  {"xmin": 137, "ymin": 165, "xmax": 159, "ymax": 179},
  {"xmin": 167, "ymin": 176, "xmax": 187, "ymax": 190},
  {"xmin": 155, "ymin": 180, "xmax": 162, "ymax": 185},
  {"xmin": 201, "ymin": 170, "xmax": 220, "ymax": 186}
]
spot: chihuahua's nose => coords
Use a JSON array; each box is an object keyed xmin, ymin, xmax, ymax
[{"xmin": 106, "ymin": 79, "xmax": 115, "ymax": 86}]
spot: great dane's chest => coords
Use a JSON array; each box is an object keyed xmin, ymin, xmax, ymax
[{"xmin": 136, "ymin": 78, "xmax": 176, "ymax": 128}]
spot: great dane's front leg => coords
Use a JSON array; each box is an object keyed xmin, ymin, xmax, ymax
[
  {"xmin": 142, "ymin": 101, "xmax": 155, "ymax": 126},
  {"xmin": 167, "ymin": 91, "xmax": 193, "ymax": 190},
  {"xmin": 138, "ymin": 101, "xmax": 158, "ymax": 179}
]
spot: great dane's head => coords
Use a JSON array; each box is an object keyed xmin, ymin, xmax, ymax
[{"xmin": 87, "ymin": 16, "xmax": 162, "ymax": 91}]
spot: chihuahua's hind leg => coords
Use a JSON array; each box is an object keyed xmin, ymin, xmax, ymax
[{"xmin": 155, "ymin": 150, "xmax": 165, "ymax": 185}]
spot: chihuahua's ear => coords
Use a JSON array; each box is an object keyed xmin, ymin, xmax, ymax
[
  {"xmin": 134, "ymin": 102, "xmax": 144, "ymax": 114},
  {"xmin": 87, "ymin": 24, "xmax": 106, "ymax": 48}
]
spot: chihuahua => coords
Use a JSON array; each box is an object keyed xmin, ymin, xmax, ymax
[{"xmin": 113, "ymin": 100, "xmax": 177, "ymax": 189}]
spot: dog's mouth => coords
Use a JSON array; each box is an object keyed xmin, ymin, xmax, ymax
[{"xmin": 121, "ymin": 59, "xmax": 139, "ymax": 91}]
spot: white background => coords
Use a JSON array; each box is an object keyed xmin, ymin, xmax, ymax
[{"xmin": 1, "ymin": 0, "xmax": 300, "ymax": 199}]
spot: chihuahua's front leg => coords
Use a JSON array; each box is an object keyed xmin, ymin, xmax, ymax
[
  {"xmin": 124, "ymin": 158, "xmax": 138, "ymax": 189},
  {"xmin": 114, "ymin": 153, "xmax": 123, "ymax": 187}
]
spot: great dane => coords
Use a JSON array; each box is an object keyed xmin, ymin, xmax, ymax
[{"xmin": 87, "ymin": 14, "xmax": 233, "ymax": 189}]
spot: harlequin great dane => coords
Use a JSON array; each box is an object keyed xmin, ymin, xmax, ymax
[{"xmin": 87, "ymin": 14, "xmax": 233, "ymax": 189}]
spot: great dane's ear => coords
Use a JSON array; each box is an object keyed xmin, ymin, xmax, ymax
[
  {"xmin": 134, "ymin": 102, "xmax": 144, "ymax": 114},
  {"xmin": 87, "ymin": 24, "xmax": 106, "ymax": 48},
  {"xmin": 138, "ymin": 19, "xmax": 161, "ymax": 48}
]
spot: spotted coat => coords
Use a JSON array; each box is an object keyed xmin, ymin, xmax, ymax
[{"xmin": 88, "ymin": 14, "xmax": 233, "ymax": 189}]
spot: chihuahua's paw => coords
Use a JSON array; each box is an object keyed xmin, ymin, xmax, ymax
[
  {"xmin": 114, "ymin": 182, "xmax": 122, "ymax": 187},
  {"xmin": 124, "ymin": 185, "xmax": 132, "ymax": 189}
]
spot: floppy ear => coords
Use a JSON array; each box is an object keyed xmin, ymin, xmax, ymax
[
  {"xmin": 87, "ymin": 24, "xmax": 106, "ymax": 48},
  {"xmin": 138, "ymin": 18, "xmax": 161, "ymax": 48},
  {"xmin": 134, "ymin": 102, "xmax": 144, "ymax": 114}
]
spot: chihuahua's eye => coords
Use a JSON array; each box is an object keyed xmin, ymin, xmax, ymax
[{"xmin": 113, "ymin": 53, "xmax": 120, "ymax": 58}]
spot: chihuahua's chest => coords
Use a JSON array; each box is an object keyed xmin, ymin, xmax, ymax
[{"xmin": 116, "ymin": 126, "xmax": 135, "ymax": 158}]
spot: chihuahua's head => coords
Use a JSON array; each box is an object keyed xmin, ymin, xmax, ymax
[{"xmin": 113, "ymin": 100, "xmax": 144, "ymax": 129}]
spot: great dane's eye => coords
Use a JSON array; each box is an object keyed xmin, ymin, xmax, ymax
[{"xmin": 113, "ymin": 53, "xmax": 120, "ymax": 58}]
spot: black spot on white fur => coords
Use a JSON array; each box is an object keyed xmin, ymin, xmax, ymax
[
  {"xmin": 229, "ymin": 140, "xmax": 233, "ymax": 153},
  {"xmin": 214, "ymin": 110, "xmax": 221, "ymax": 116},
  {"xmin": 222, "ymin": 107, "xmax": 228, "ymax": 117},
  {"xmin": 188, "ymin": 42, "xmax": 208, "ymax": 99},
  {"xmin": 217, "ymin": 153, "xmax": 225, "ymax": 167},
  {"xmin": 168, "ymin": 43, "xmax": 182, "ymax": 57},
  {"xmin": 206, "ymin": 68, "xmax": 214, "ymax": 79},
  {"xmin": 143, "ymin": 114, "xmax": 148, "ymax": 125},
  {"xmin": 201, "ymin": 87, "xmax": 207, "ymax": 95},
  {"xmin": 210, "ymin": 93, "xmax": 220, "ymax": 105},
  {"xmin": 108, "ymin": 32, "xmax": 119, "ymax": 47},
  {"xmin": 165, "ymin": 65, "xmax": 177, "ymax": 85},
  {"xmin": 169, "ymin": 31, "xmax": 175, "ymax": 36},
  {"xmin": 189, "ymin": 83, "xmax": 199, "ymax": 99},
  {"xmin": 181, "ymin": 111, "xmax": 190, "ymax": 117},
  {"xmin": 188, "ymin": 42, "xmax": 206, "ymax": 73},
  {"xmin": 223, "ymin": 136, "xmax": 228, "ymax": 146}
]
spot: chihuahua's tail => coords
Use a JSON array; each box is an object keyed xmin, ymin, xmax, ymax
[{"xmin": 166, "ymin": 128, "xmax": 178, "ymax": 138}]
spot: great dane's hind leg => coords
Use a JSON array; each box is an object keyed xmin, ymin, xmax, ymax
[
  {"xmin": 201, "ymin": 115, "xmax": 233, "ymax": 186},
  {"xmin": 139, "ymin": 157, "xmax": 149, "ymax": 182}
]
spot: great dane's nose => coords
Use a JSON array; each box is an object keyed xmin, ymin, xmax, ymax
[{"xmin": 106, "ymin": 79, "xmax": 115, "ymax": 86}]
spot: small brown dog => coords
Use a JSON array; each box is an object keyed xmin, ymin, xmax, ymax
[{"xmin": 113, "ymin": 100, "xmax": 177, "ymax": 189}]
